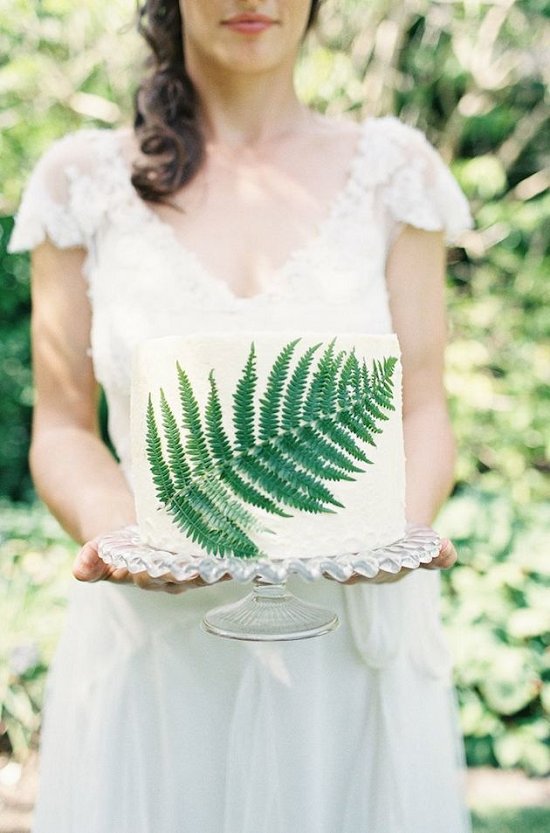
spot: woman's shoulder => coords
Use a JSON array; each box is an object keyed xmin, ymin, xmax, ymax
[
  {"xmin": 7, "ymin": 126, "xmax": 130, "ymax": 255},
  {"xmin": 12, "ymin": 125, "xmax": 129, "ymax": 212},
  {"xmin": 320, "ymin": 111, "xmax": 457, "ymax": 177},
  {"xmin": 30, "ymin": 125, "xmax": 127, "ymax": 182},
  {"xmin": 366, "ymin": 113, "xmax": 431, "ymax": 139},
  {"xmin": 359, "ymin": 114, "xmax": 474, "ymax": 245},
  {"xmin": 361, "ymin": 114, "xmax": 448, "ymax": 170}
]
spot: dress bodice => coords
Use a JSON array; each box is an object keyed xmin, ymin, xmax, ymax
[{"xmin": 8, "ymin": 116, "xmax": 473, "ymax": 489}]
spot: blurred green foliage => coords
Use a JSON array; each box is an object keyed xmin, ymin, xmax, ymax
[
  {"xmin": 472, "ymin": 807, "xmax": 550, "ymax": 833},
  {"xmin": 0, "ymin": 501, "xmax": 73, "ymax": 758},
  {"xmin": 439, "ymin": 492, "xmax": 549, "ymax": 776},
  {"xmin": 0, "ymin": 217, "xmax": 32, "ymax": 500},
  {"xmin": 0, "ymin": 0, "xmax": 548, "ymax": 774}
]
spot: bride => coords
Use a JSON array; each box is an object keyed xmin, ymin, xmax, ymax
[{"xmin": 9, "ymin": 1, "xmax": 474, "ymax": 831}]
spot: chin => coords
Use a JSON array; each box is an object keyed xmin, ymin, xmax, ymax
[{"xmin": 210, "ymin": 32, "xmax": 296, "ymax": 75}]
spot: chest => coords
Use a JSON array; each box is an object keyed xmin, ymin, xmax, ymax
[
  {"xmin": 153, "ymin": 195, "xmax": 313, "ymax": 298},
  {"xmin": 82, "ymin": 135, "xmax": 395, "ymax": 392},
  {"xmin": 148, "ymin": 151, "xmax": 364, "ymax": 298},
  {"xmin": 88, "ymin": 188, "xmax": 391, "ymax": 392}
]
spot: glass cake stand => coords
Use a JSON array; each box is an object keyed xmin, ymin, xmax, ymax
[{"xmin": 97, "ymin": 524, "xmax": 440, "ymax": 642}]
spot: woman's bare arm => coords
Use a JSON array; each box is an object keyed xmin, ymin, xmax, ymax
[
  {"xmin": 381, "ymin": 224, "xmax": 458, "ymax": 578},
  {"xmin": 386, "ymin": 225, "xmax": 457, "ymax": 525},
  {"xmin": 342, "ymin": 225, "xmax": 458, "ymax": 584},
  {"xmin": 328, "ymin": 224, "xmax": 458, "ymax": 586},
  {"xmin": 30, "ymin": 239, "xmax": 213, "ymax": 591},
  {"xmin": 30, "ymin": 239, "xmax": 136, "ymax": 544}
]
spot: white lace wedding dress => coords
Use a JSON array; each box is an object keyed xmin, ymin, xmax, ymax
[{"xmin": 9, "ymin": 115, "xmax": 474, "ymax": 833}]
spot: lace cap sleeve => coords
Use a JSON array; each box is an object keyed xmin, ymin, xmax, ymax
[
  {"xmin": 7, "ymin": 128, "xmax": 112, "ymax": 255},
  {"xmin": 373, "ymin": 116, "xmax": 474, "ymax": 247}
]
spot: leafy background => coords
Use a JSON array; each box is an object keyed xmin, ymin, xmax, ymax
[{"xmin": 0, "ymin": 0, "xmax": 548, "ymax": 805}]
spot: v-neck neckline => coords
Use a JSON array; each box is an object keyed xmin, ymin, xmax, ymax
[{"xmin": 112, "ymin": 117, "xmax": 374, "ymax": 304}]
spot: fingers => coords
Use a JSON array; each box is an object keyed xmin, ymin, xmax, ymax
[
  {"xmin": 73, "ymin": 539, "xmax": 110, "ymax": 582},
  {"xmin": 73, "ymin": 540, "xmax": 235, "ymax": 593},
  {"xmin": 421, "ymin": 537, "xmax": 457, "ymax": 571},
  {"xmin": 327, "ymin": 535, "xmax": 458, "ymax": 586},
  {"xmin": 74, "ymin": 539, "xmax": 149, "ymax": 586}
]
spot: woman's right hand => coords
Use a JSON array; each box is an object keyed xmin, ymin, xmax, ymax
[{"xmin": 73, "ymin": 535, "xmax": 230, "ymax": 594}]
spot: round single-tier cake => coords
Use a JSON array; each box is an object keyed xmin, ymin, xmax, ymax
[{"xmin": 130, "ymin": 332, "xmax": 406, "ymax": 560}]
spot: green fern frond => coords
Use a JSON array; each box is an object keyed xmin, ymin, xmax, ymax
[
  {"xmin": 368, "ymin": 388, "xmax": 394, "ymax": 417},
  {"xmin": 159, "ymin": 389, "xmax": 192, "ymax": 493},
  {"xmin": 281, "ymin": 342, "xmax": 322, "ymax": 430},
  {"xmin": 302, "ymin": 338, "xmax": 337, "ymax": 420},
  {"xmin": 167, "ymin": 491, "xmax": 223, "ymax": 551},
  {"xmin": 337, "ymin": 350, "xmax": 361, "ymax": 409},
  {"xmin": 372, "ymin": 358, "xmax": 396, "ymax": 397},
  {"xmin": 146, "ymin": 395, "xmax": 174, "ymax": 504},
  {"xmin": 183, "ymin": 483, "xmax": 260, "ymax": 557},
  {"xmin": 278, "ymin": 431, "xmax": 355, "ymax": 482},
  {"xmin": 235, "ymin": 452, "xmax": 336, "ymax": 514},
  {"xmin": 198, "ymin": 473, "xmax": 272, "ymax": 535},
  {"xmin": 232, "ymin": 342, "xmax": 257, "ymax": 452},
  {"xmin": 320, "ymin": 349, "xmax": 346, "ymax": 414},
  {"xmin": 351, "ymin": 348, "xmax": 361, "ymax": 390},
  {"xmin": 315, "ymin": 416, "xmax": 372, "ymax": 465},
  {"xmin": 340, "ymin": 407, "xmax": 377, "ymax": 449},
  {"xmin": 360, "ymin": 359, "xmax": 370, "ymax": 398},
  {"xmin": 169, "ymin": 490, "xmax": 260, "ymax": 558},
  {"xmin": 259, "ymin": 338, "xmax": 300, "ymax": 441},
  {"xmin": 146, "ymin": 340, "xmax": 398, "ymax": 558},
  {"xmin": 177, "ymin": 362, "xmax": 212, "ymax": 472},
  {"xmin": 300, "ymin": 424, "xmax": 364, "ymax": 474},
  {"xmin": 358, "ymin": 357, "xmax": 394, "ymax": 422},
  {"xmin": 205, "ymin": 370, "xmax": 233, "ymax": 464},
  {"xmin": 219, "ymin": 463, "xmax": 293, "ymax": 518},
  {"xmin": 260, "ymin": 440, "xmax": 344, "ymax": 508},
  {"xmin": 369, "ymin": 357, "xmax": 397, "ymax": 411}
]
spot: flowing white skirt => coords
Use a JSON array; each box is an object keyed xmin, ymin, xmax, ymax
[{"xmin": 32, "ymin": 569, "xmax": 472, "ymax": 833}]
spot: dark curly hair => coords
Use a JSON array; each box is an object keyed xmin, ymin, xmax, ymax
[{"xmin": 131, "ymin": 0, "xmax": 321, "ymax": 204}]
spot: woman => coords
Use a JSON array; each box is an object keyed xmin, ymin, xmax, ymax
[{"xmin": 9, "ymin": 1, "xmax": 474, "ymax": 831}]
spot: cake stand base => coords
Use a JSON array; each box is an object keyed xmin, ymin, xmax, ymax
[
  {"xmin": 201, "ymin": 579, "xmax": 339, "ymax": 642},
  {"xmin": 97, "ymin": 525, "xmax": 440, "ymax": 643}
]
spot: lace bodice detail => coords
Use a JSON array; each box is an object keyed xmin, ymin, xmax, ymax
[{"xmin": 8, "ymin": 115, "xmax": 473, "ymax": 486}]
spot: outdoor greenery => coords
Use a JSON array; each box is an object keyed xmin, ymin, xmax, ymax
[
  {"xmin": 472, "ymin": 807, "xmax": 550, "ymax": 833},
  {"xmin": 0, "ymin": 502, "xmax": 73, "ymax": 759},
  {"xmin": 0, "ymin": 0, "xmax": 548, "ymax": 784}
]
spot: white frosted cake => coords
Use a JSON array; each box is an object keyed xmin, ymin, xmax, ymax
[{"xmin": 131, "ymin": 332, "xmax": 406, "ymax": 560}]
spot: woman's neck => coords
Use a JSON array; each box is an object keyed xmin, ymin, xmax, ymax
[{"xmin": 185, "ymin": 51, "xmax": 311, "ymax": 149}]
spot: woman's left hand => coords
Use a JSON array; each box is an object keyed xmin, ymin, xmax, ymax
[{"xmin": 336, "ymin": 537, "xmax": 457, "ymax": 586}]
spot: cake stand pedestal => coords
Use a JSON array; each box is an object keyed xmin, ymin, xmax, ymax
[
  {"xmin": 202, "ymin": 578, "xmax": 339, "ymax": 641},
  {"xmin": 97, "ymin": 524, "xmax": 440, "ymax": 642}
]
